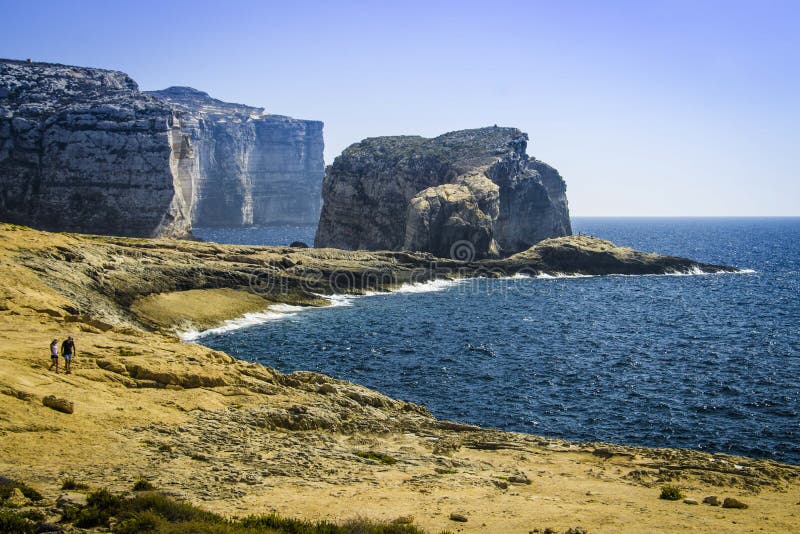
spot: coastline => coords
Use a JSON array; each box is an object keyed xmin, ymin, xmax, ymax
[{"xmin": 1, "ymin": 223, "xmax": 797, "ymax": 533}]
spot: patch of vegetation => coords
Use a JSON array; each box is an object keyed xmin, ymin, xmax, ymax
[
  {"xmin": 61, "ymin": 489, "xmax": 426, "ymax": 533},
  {"xmin": 241, "ymin": 514, "xmax": 426, "ymax": 533},
  {"xmin": 659, "ymin": 484, "xmax": 684, "ymax": 501},
  {"xmin": 61, "ymin": 477, "xmax": 89, "ymax": 491},
  {"xmin": 0, "ymin": 509, "xmax": 35, "ymax": 534},
  {"xmin": 158, "ymin": 443, "xmax": 173, "ymax": 452},
  {"xmin": 0, "ymin": 476, "xmax": 43, "ymax": 502},
  {"xmin": 74, "ymin": 488, "xmax": 124, "ymax": 528},
  {"xmin": 355, "ymin": 451, "xmax": 397, "ymax": 465},
  {"xmin": 133, "ymin": 479, "xmax": 156, "ymax": 492}
]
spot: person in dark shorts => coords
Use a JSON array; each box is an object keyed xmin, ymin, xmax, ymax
[
  {"xmin": 61, "ymin": 336, "xmax": 76, "ymax": 374},
  {"xmin": 48, "ymin": 339, "xmax": 59, "ymax": 373}
]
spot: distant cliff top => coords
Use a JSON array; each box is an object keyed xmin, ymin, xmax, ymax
[
  {"xmin": 337, "ymin": 126, "xmax": 528, "ymax": 172},
  {"xmin": 147, "ymin": 86, "xmax": 265, "ymax": 119},
  {"xmin": 0, "ymin": 58, "xmax": 141, "ymax": 107}
]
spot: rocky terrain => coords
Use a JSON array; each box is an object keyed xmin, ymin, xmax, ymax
[
  {"xmin": 315, "ymin": 127, "xmax": 572, "ymax": 258},
  {"xmin": 3, "ymin": 224, "xmax": 797, "ymax": 532},
  {"xmin": 0, "ymin": 59, "xmax": 323, "ymax": 238}
]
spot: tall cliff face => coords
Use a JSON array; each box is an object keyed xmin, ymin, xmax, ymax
[
  {"xmin": 147, "ymin": 87, "xmax": 324, "ymax": 226},
  {"xmin": 315, "ymin": 127, "xmax": 572, "ymax": 258},
  {"xmin": 0, "ymin": 59, "xmax": 192, "ymax": 237},
  {"xmin": 0, "ymin": 60, "xmax": 324, "ymax": 238}
]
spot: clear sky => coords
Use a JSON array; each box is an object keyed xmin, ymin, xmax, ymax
[{"xmin": 1, "ymin": 0, "xmax": 798, "ymax": 215}]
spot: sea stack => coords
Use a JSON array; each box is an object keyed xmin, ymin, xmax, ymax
[
  {"xmin": 0, "ymin": 59, "xmax": 324, "ymax": 237},
  {"xmin": 315, "ymin": 127, "xmax": 571, "ymax": 258}
]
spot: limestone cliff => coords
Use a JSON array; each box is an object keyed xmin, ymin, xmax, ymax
[
  {"xmin": 0, "ymin": 59, "xmax": 191, "ymax": 237},
  {"xmin": 0, "ymin": 59, "xmax": 324, "ymax": 237},
  {"xmin": 315, "ymin": 127, "xmax": 572, "ymax": 258},
  {"xmin": 147, "ymin": 87, "xmax": 324, "ymax": 226}
]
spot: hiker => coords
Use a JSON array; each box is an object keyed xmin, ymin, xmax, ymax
[
  {"xmin": 61, "ymin": 336, "xmax": 76, "ymax": 374},
  {"xmin": 48, "ymin": 339, "xmax": 59, "ymax": 373}
]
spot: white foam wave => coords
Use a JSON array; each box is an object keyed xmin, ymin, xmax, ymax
[
  {"xmin": 180, "ymin": 306, "xmax": 301, "ymax": 341},
  {"xmin": 324, "ymin": 294, "xmax": 357, "ymax": 307},
  {"xmin": 393, "ymin": 278, "xmax": 462, "ymax": 293},
  {"xmin": 535, "ymin": 272, "xmax": 595, "ymax": 279}
]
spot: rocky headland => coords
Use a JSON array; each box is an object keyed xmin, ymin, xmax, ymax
[
  {"xmin": 2, "ymin": 223, "xmax": 798, "ymax": 532},
  {"xmin": 315, "ymin": 127, "xmax": 572, "ymax": 259},
  {"xmin": 0, "ymin": 59, "xmax": 323, "ymax": 238}
]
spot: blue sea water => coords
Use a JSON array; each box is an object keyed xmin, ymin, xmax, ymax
[{"xmin": 194, "ymin": 218, "xmax": 800, "ymax": 464}]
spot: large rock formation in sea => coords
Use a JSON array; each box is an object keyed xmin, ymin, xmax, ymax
[
  {"xmin": 315, "ymin": 127, "xmax": 571, "ymax": 258},
  {"xmin": 0, "ymin": 59, "xmax": 323, "ymax": 237}
]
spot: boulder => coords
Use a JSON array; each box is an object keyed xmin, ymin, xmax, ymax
[
  {"xmin": 722, "ymin": 497, "xmax": 748, "ymax": 509},
  {"xmin": 449, "ymin": 512, "xmax": 468, "ymax": 522},
  {"xmin": 42, "ymin": 395, "xmax": 74, "ymax": 414}
]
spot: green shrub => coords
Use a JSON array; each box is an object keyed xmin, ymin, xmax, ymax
[
  {"xmin": 659, "ymin": 485, "xmax": 684, "ymax": 501},
  {"xmin": 61, "ymin": 477, "xmax": 89, "ymax": 491},
  {"xmin": 60, "ymin": 504, "xmax": 81, "ymax": 522},
  {"xmin": 18, "ymin": 509, "xmax": 45, "ymax": 522},
  {"xmin": 52, "ymin": 487, "xmax": 425, "ymax": 534},
  {"xmin": 74, "ymin": 488, "xmax": 123, "ymax": 527},
  {"xmin": 133, "ymin": 479, "xmax": 156, "ymax": 492},
  {"xmin": 114, "ymin": 510, "xmax": 160, "ymax": 534},
  {"xmin": 124, "ymin": 492, "xmax": 222, "ymax": 524},
  {"xmin": 0, "ymin": 509, "xmax": 34, "ymax": 534},
  {"xmin": 354, "ymin": 451, "xmax": 397, "ymax": 465}
]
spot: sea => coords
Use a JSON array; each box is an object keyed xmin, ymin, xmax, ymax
[{"xmin": 192, "ymin": 218, "xmax": 800, "ymax": 464}]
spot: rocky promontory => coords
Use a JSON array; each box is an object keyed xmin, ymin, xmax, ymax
[
  {"xmin": 0, "ymin": 59, "xmax": 323, "ymax": 237},
  {"xmin": 315, "ymin": 127, "xmax": 572, "ymax": 258}
]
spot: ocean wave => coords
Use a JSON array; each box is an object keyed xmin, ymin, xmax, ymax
[
  {"xmin": 180, "ymin": 307, "xmax": 301, "ymax": 341},
  {"xmin": 392, "ymin": 278, "xmax": 463, "ymax": 293}
]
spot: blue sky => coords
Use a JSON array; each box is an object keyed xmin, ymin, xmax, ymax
[{"xmin": 1, "ymin": 0, "xmax": 797, "ymax": 215}]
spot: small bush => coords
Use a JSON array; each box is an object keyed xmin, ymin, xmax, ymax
[
  {"xmin": 0, "ymin": 509, "xmax": 34, "ymax": 534},
  {"xmin": 124, "ymin": 492, "xmax": 222, "ymax": 524},
  {"xmin": 355, "ymin": 451, "xmax": 397, "ymax": 465},
  {"xmin": 74, "ymin": 488, "xmax": 123, "ymax": 528},
  {"xmin": 18, "ymin": 509, "xmax": 45, "ymax": 522},
  {"xmin": 61, "ymin": 477, "xmax": 89, "ymax": 491},
  {"xmin": 133, "ymin": 479, "xmax": 155, "ymax": 492},
  {"xmin": 60, "ymin": 504, "xmax": 81, "ymax": 522},
  {"xmin": 114, "ymin": 510, "xmax": 160, "ymax": 534},
  {"xmin": 660, "ymin": 485, "xmax": 684, "ymax": 501},
  {"xmin": 159, "ymin": 444, "xmax": 173, "ymax": 453}
]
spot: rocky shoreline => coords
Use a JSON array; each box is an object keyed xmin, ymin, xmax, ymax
[{"xmin": 1, "ymin": 223, "xmax": 797, "ymax": 533}]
